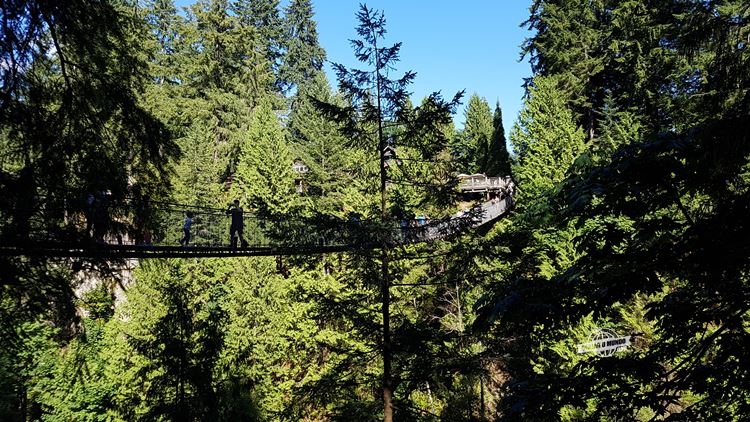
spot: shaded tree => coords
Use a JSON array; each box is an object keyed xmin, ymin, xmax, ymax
[
  {"xmin": 451, "ymin": 93, "xmax": 493, "ymax": 173},
  {"xmin": 0, "ymin": 2, "xmax": 177, "ymax": 418},
  {"xmin": 486, "ymin": 102, "xmax": 512, "ymax": 177},
  {"xmin": 313, "ymin": 5, "xmax": 463, "ymax": 420},
  {"xmin": 477, "ymin": 1, "xmax": 750, "ymax": 420}
]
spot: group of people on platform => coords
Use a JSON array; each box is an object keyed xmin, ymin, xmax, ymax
[
  {"xmin": 179, "ymin": 199, "xmax": 248, "ymax": 249},
  {"xmin": 83, "ymin": 182, "xmax": 516, "ymax": 249},
  {"xmin": 81, "ymin": 193, "xmax": 249, "ymax": 249}
]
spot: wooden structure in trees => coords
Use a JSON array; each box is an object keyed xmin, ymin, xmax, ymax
[{"xmin": 457, "ymin": 173, "xmax": 515, "ymax": 195}]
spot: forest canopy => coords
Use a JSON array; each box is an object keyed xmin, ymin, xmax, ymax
[{"xmin": 0, "ymin": 0, "xmax": 748, "ymax": 421}]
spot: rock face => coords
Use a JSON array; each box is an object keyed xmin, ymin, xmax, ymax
[{"xmin": 73, "ymin": 258, "xmax": 139, "ymax": 318}]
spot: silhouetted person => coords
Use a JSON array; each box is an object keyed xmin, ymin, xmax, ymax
[
  {"xmin": 180, "ymin": 211, "xmax": 193, "ymax": 246},
  {"xmin": 143, "ymin": 229, "xmax": 153, "ymax": 247},
  {"xmin": 84, "ymin": 193, "xmax": 95, "ymax": 237},
  {"xmin": 92, "ymin": 191, "xmax": 110, "ymax": 243},
  {"xmin": 130, "ymin": 184, "xmax": 150, "ymax": 245},
  {"xmin": 226, "ymin": 200, "xmax": 247, "ymax": 248},
  {"xmin": 12, "ymin": 168, "xmax": 35, "ymax": 240}
]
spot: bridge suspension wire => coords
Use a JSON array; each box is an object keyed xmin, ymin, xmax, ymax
[{"xmin": 0, "ymin": 190, "xmax": 514, "ymax": 258}]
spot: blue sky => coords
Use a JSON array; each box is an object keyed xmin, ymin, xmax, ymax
[
  {"xmin": 174, "ymin": 1, "xmax": 534, "ymax": 135},
  {"xmin": 314, "ymin": 1, "xmax": 533, "ymax": 133}
]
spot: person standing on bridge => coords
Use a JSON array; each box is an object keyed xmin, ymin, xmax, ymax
[
  {"xmin": 180, "ymin": 211, "xmax": 194, "ymax": 247},
  {"xmin": 226, "ymin": 199, "xmax": 248, "ymax": 248}
]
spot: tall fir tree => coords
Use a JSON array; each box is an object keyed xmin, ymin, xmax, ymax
[
  {"xmin": 233, "ymin": 101, "xmax": 299, "ymax": 216},
  {"xmin": 279, "ymin": 0, "xmax": 327, "ymax": 93},
  {"xmin": 313, "ymin": 5, "xmax": 463, "ymax": 420},
  {"xmin": 478, "ymin": 1, "xmax": 750, "ymax": 420},
  {"xmin": 232, "ymin": 0, "xmax": 284, "ymax": 90},
  {"xmin": 522, "ymin": 0, "xmax": 611, "ymax": 141},
  {"xmin": 181, "ymin": 0, "xmax": 276, "ymax": 179},
  {"xmin": 510, "ymin": 76, "xmax": 586, "ymax": 203},
  {"xmin": 486, "ymin": 102, "xmax": 512, "ymax": 177},
  {"xmin": 451, "ymin": 93, "xmax": 493, "ymax": 173},
  {"xmin": 288, "ymin": 71, "xmax": 370, "ymax": 216}
]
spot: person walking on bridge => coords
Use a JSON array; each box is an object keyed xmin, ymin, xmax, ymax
[
  {"xmin": 226, "ymin": 199, "xmax": 248, "ymax": 248},
  {"xmin": 179, "ymin": 211, "xmax": 194, "ymax": 247}
]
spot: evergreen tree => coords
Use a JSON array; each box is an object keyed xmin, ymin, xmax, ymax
[
  {"xmin": 142, "ymin": 0, "xmax": 182, "ymax": 86},
  {"xmin": 140, "ymin": 0, "xmax": 189, "ymax": 131},
  {"xmin": 233, "ymin": 101, "xmax": 299, "ymax": 216},
  {"xmin": 279, "ymin": 0, "xmax": 327, "ymax": 93},
  {"xmin": 511, "ymin": 76, "xmax": 586, "ymax": 203},
  {"xmin": 288, "ymin": 71, "xmax": 370, "ymax": 216},
  {"xmin": 478, "ymin": 1, "xmax": 750, "ymax": 419},
  {"xmin": 314, "ymin": 5, "xmax": 463, "ymax": 420},
  {"xmin": 117, "ymin": 260, "xmax": 229, "ymax": 420},
  {"xmin": 183, "ymin": 0, "xmax": 276, "ymax": 172},
  {"xmin": 451, "ymin": 93, "xmax": 493, "ymax": 173},
  {"xmin": 486, "ymin": 102, "xmax": 512, "ymax": 177},
  {"xmin": 522, "ymin": 0, "xmax": 611, "ymax": 140},
  {"xmin": 172, "ymin": 122, "xmax": 225, "ymax": 208},
  {"xmin": 232, "ymin": 0, "xmax": 284, "ymax": 89},
  {"xmin": 0, "ymin": 2, "xmax": 176, "ymax": 417}
]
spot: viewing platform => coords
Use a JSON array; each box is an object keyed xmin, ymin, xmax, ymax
[{"xmin": 457, "ymin": 174, "xmax": 515, "ymax": 194}]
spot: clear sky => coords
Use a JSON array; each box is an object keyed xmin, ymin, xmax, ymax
[
  {"xmin": 173, "ymin": 1, "xmax": 534, "ymax": 135},
  {"xmin": 313, "ymin": 1, "xmax": 533, "ymax": 134}
]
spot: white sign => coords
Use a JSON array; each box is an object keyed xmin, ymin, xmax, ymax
[{"xmin": 576, "ymin": 328, "xmax": 631, "ymax": 357}]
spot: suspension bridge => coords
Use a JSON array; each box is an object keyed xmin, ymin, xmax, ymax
[{"xmin": 0, "ymin": 176, "xmax": 514, "ymax": 259}]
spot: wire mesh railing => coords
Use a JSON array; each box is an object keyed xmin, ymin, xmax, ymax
[{"xmin": 0, "ymin": 194, "xmax": 514, "ymax": 255}]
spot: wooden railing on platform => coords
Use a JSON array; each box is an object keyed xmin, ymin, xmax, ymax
[{"xmin": 458, "ymin": 174, "xmax": 514, "ymax": 193}]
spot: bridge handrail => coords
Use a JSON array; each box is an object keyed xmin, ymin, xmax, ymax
[{"xmin": 0, "ymin": 193, "xmax": 516, "ymax": 256}]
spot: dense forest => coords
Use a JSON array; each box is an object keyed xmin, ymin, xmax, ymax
[{"xmin": 1, "ymin": 0, "xmax": 748, "ymax": 421}]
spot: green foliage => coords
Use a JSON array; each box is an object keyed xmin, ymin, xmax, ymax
[
  {"xmin": 5, "ymin": 0, "xmax": 748, "ymax": 420},
  {"xmin": 172, "ymin": 122, "xmax": 225, "ymax": 207},
  {"xmin": 479, "ymin": 1, "xmax": 750, "ymax": 420},
  {"xmin": 486, "ymin": 102, "xmax": 512, "ymax": 177},
  {"xmin": 233, "ymin": 101, "xmax": 301, "ymax": 216},
  {"xmin": 452, "ymin": 93, "xmax": 493, "ymax": 173},
  {"xmin": 287, "ymin": 72, "xmax": 372, "ymax": 216},
  {"xmin": 232, "ymin": 0, "xmax": 284, "ymax": 84},
  {"xmin": 510, "ymin": 75, "xmax": 586, "ymax": 204},
  {"xmin": 115, "ymin": 259, "xmax": 238, "ymax": 420},
  {"xmin": 80, "ymin": 285, "xmax": 115, "ymax": 321},
  {"xmin": 279, "ymin": 0, "xmax": 327, "ymax": 93},
  {"xmin": 0, "ymin": 0, "xmax": 177, "ymax": 226},
  {"xmin": 0, "ymin": 320, "xmax": 59, "ymax": 421},
  {"xmin": 522, "ymin": 0, "xmax": 610, "ymax": 139}
]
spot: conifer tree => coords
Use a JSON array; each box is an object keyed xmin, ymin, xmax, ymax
[
  {"xmin": 182, "ymin": 0, "xmax": 275, "ymax": 177},
  {"xmin": 279, "ymin": 0, "xmax": 327, "ymax": 93},
  {"xmin": 288, "ymin": 71, "xmax": 369, "ymax": 216},
  {"xmin": 486, "ymin": 102, "xmax": 512, "ymax": 177},
  {"xmin": 141, "ymin": 0, "xmax": 188, "ymax": 131},
  {"xmin": 233, "ymin": 101, "xmax": 299, "ymax": 216},
  {"xmin": 510, "ymin": 76, "xmax": 586, "ymax": 203},
  {"xmin": 451, "ymin": 93, "xmax": 493, "ymax": 173},
  {"xmin": 479, "ymin": 2, "xmax": 750, "ymax": 420},
  {"xmin": 232, "ymin": 0, "xmax": 284, "ymax": 89},
  {"xmin": 314, "ymin": 6, "xmax": 463, "ymax": 420},
  {"xmin": 173, "ymin": 122, "xmax": 225, "ymax": 207},
  {"xmin": 522, "ymin": 0, "xmax": 610, "ymax": 140},
  {"xmin": 0, "ymin": 2, "xmax": 177, "ymax": 417}
]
